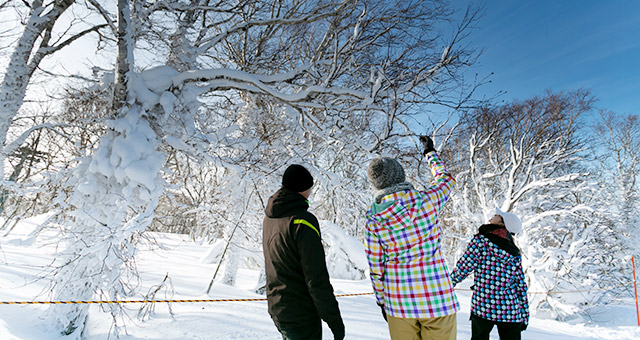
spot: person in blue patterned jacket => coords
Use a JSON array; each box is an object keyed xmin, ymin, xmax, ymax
[{"xmin": 450, "ymin": 207, "xmax": 529, "ymax": 340}]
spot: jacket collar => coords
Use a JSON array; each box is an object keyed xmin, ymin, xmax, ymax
[
  {"xmin": 478, "ymin": 224, "xmax": 521, "ymax": 256},
  {"xmin": 373, "ymin": 182, "xmax": 415, "ymax": 204},
  {"xmin": 265, "ymin": 188, "xmax": 309, "ymax": 218}
]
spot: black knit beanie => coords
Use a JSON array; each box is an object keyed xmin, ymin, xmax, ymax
[{"xmin": 282, "ymin": 164, "xmax": 314, "ymax": 192}]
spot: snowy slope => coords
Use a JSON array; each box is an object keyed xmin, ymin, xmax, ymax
[{"xmin": 1, "ymin": 215, "xmax": 639, "ymax": 339}]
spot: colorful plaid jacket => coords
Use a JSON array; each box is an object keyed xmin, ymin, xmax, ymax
[{"xmin": 365, "ymin": 152, "xmax": 459, "ymax": 319}]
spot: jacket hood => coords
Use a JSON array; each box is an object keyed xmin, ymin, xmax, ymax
[
  {"xmin": 478, "ymin": 224, "xmax": 521, "ymax": 257},
  {"xmin": 367, "ymin": 190, "xmax": 422, "ymax": 230},
  {"xmin": 265, "ymin": 187, "xmax": 309, "ymax": 218}
]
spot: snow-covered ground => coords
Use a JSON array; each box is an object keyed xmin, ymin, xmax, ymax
[{"xmin": 1, "ymin": 216, "xmax": 639, "ymax": 339}]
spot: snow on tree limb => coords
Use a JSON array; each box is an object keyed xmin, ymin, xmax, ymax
[
  {"xmin": 522, "ymin": 205, "xmax": 595, "ymax": 228},
  {"xmin": 173, "ymin": 68, "xmax": 370, "ymax": 103},
  {"xmin": 4, "ymin": 123, "xmax": 73, "ymax": 156}
]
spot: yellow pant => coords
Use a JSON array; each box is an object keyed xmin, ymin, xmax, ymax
[{"xmin": 387, "ymin": 313, "xmax": 457, "ymax": 340}]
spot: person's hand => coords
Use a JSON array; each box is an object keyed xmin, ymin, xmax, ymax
[
  {"xmin": 377, "ymin": 303, "xmax": 388, "ymax": 322},
  {"xmin": 419, "ymin": 135, "xmax": 436, "ymax": 155},
  {"xmin": 329, "ymin": 320, "xmax": 345, "ymax": 340}
]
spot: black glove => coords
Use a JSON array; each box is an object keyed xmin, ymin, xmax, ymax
[
  {"xmin": 419, "ymin": 135, "xmax": 436, "ymax": 155},
  {"xmin": 329, "ymin": 320, "xmax": 345, "ymax": 340},
  {"xmin": 521, "ymin": 322, "xmax": 528, "ymax": 331},
  {"xmin": 377, "ymin": 303, "xmax": 388, "ymax": 322}
]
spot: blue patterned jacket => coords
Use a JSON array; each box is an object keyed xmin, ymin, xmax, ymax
[{"xmin": 450, "ymin": 225, "xmax": 529, "ymax": 325}]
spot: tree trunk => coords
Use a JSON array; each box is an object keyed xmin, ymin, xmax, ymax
[
  {"xmin": 0, "ymin": 0, "xmax": 74, "ymax": 204},
  {"xmin": 113, "ymin": 0, "xmax": 133, "ymax": 112}
]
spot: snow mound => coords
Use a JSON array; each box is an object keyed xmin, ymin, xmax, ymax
[
  {"xmin": 321, "ymin": 220, "xmax": 368, "ymax": 280},
  {"xmin": 200, "ymin": 239, "xmax": 226, "ymax": 264}
]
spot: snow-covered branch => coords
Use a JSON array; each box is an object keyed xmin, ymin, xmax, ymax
[
  {"xmin": 522, "ymin": 205, "xmax": 595, "ymax": 228},
  {"xmin": 173, "ymin": 68, "xmax": 370, "ymax": 104},
  {"xmin": 4, "ymin": 123, "xmax": 72, "ymax": 157}
]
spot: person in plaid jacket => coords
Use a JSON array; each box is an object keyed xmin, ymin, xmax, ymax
[
  {"xmin": 365, "ymin": 136, "xmax": 459, "ymax": 340},
  {"xmin": 450, "ymin": 208, "xmax": 529, "ymax": 340}
]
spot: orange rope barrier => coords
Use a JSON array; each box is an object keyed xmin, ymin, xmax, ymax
[
  {"xmin": 0, "ymin": 280, "xmax": 640, "ymax": 306},
  {"xmin": 0, "ymin": 292, "xmax": 374, "ymax": 305},
  {"xmin": 2, "ymin": 283, "xmax": 636, "ymax": 306}
]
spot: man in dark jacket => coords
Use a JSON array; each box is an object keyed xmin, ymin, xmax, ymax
[{"xmin": 263, "ymin": 164, "xmax": 345, "ymax": 340}]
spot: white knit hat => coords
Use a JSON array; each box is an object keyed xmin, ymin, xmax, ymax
[{"xmin": 495, "ymin": 207, "xmax": 522, "ymax": 234}]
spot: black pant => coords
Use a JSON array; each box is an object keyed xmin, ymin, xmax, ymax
[
  {"xmin": 471, "ymin": 314, "xmax": 522, "ymax": 340},
  {"xmin": 274, "ymin": 319, "xmax": 322, "ymax": 340}
]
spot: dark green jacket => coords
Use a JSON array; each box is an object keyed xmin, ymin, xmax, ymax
[{"xmin": 263, "ymin": 188, "xmax": 344, "ymax": 336}]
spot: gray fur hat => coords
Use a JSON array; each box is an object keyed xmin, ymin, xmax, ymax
[{"xmin": 367, "ymin": 157, "xmax": 406, "ymax": 190}]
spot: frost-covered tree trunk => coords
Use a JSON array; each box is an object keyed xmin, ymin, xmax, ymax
[
  {"xmin": 222, "ymin": 244, "xmax": 239, "ymax": 286},
  {"xmin": 49, "ymin": 1, "xmax": 166, "ymax": 337},
  {"xmin": 113, "ymin": 0, "xmax": 133, "ymax": 113}
]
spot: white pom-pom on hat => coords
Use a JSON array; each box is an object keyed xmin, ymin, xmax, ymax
[{"xmin": 495, "ymin": 207, "xmax": 522, "ymax": 234}]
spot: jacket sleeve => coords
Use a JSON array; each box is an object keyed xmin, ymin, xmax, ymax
[
  {"xmin": 514, "ymin": 261, "xmax": 530, "ymax": 325},
  {"xmin": 294, "ymin": 217, "xmax": 345, "ymax": 334},
  {"xmin": 450, "ymin": 235, "xmax": 481, "ymax": 286},
  {"xmin": 364, "ymin": 221, "xmax": 385, "ymax": 305},
  {"xmin": 420, "ymin": 151, "xmax": 456, "ymax": 212}
]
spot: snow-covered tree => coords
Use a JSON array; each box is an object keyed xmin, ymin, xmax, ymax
[
  {"xmin": 47, "ymin": 0, "xmax": 167, "ymax": 336},
  {"xmin": 593, "ymin": 110, "xmax": 640, "ymax": 256},
  {"xmin": 46, "ymin": 0, "xmax": 482, "ymax": 337},
  {"xmin": 192, "ymin": 0, "xmax": 483, "ymax": 235},
  {"xmin": 0, "ymin": 104, "xmax": 70, "ymax": 230},
  {"xmin": 0, "ymin": 0, "xmax": 109, "ymax": 220},
  {"xmin": 435, "ymin": 90, "xmax": 625, "ymax": 321},
  {"xmin": 133, "ymin": 0, "xmax": 482, "ymax": 279}
]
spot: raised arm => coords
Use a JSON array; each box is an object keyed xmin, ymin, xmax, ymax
[
  {"xmin": 420, "ymin": 150, "xmax": 456, "ymax": 211},
  {"xmin": 418, "ymin": 135, "xmax": 456, "ymax": 211}
]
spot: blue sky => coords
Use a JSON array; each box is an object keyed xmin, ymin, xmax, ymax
[{"xmin": 453, "ymin": 0, "xmax": 640, "ymax": 115}]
